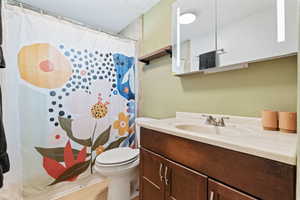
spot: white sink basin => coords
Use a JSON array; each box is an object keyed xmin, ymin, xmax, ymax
[
  {"xmin": 175, "ymin": 124, "xmax": 250, "ymax": 136},
  {"xmin": 176, "ymin": 124, "xmax": 216, "ymax": 134}
]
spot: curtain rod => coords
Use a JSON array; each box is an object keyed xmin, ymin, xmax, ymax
[{"xmin": 4, "ymin": 0, "xmax": 138, "ymax": 42}]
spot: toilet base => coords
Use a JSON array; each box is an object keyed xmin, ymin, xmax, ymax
[
  {"xmin": 94, "ymin": 156, "xmax": 140, "ymax": 200},
  {"xmin": 107, "ymin": 175, "xmax": 131, "ymax": 200}
]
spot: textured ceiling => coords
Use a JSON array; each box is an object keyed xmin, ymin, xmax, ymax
[{"xmin": 19, "ymin": 0, "xmax": 160, "ymax": 33}]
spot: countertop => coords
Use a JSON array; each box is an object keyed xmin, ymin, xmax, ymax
[{"xmin": 136, "ymin": 112, "xmax": 298, "ymax": 165}]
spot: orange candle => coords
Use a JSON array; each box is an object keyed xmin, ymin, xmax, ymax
[
  {"xmin": 279, "ymin": 112, "xmax": 297, "ymax": 134},
  {"xmin": 262, "ymin": 110, "xmax": 278, "ymax": 131}
]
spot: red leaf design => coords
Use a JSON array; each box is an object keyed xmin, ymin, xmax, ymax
[
  {"xmin": 64, "ymin": 140, "xmax": 76, "ymax": 168},
  {"xmin": 43, "ymin": 157, "xmax": 66, "ymax": 179},
  {"xmin": 67, "ymin": 176, "xmax": 77, "ymax": 182},
  {"xmin": 76, "ymin": 147, "xmax": 87, "ymax": 163},
  {"xmin": 41, "ymin": 140, "xmax": 90, "ymax": 184}
]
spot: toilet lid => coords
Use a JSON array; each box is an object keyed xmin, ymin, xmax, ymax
[{"xmin": 96, "ymin": 147, "xmax": 139, "ymax": 165}]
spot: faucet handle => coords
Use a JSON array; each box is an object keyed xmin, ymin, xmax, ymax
[
  {"xmin": 202, "ymin": 115, "xmax": 229, "ymax": 127},
  {"xmin": 218, "ymin": 117, "xmax": 229, "ymax": 127},
  {"xmin": 202, "ymin": 115, "xmax": 217, "ymax": 125}
]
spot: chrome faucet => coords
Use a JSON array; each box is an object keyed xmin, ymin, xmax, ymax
[{"xmin": 202, "ymin": 115, "xmax": 229, "ymax": 127}]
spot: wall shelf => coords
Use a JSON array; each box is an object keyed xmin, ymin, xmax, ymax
[{"xmin": 139, "ymin": 45, "xmax": 172, "ymax": 65}]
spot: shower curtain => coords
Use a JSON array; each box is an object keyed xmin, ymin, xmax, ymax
[{"xmin": 1, "ymin": 4, "xmax": 137, "ymax": 200}]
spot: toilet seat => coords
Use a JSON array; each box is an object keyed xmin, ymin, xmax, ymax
[{"xmin": 96, "ymin": 147, "xmax": 139, "ymax": 167}]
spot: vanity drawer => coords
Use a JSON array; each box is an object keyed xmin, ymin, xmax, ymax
[
  {"xmin": 208, "ymin": 179, "xmax": 258, "ymax": 200},
  {"xmin": 140, "ymin": 127, "xmax": 296, "ymax": 200}
]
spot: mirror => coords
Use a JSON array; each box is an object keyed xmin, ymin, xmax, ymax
[{"xmin": 172, "ymin": 0, "xmax": 298, "ymax": 75}]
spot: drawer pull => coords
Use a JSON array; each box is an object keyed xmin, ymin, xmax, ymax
[
  {"xmin": 209, "ymin": 191, "xmax": 214, "ymax": 200},
  {"xmin": 164, "ymin": 166, "xmax": 169, "ymax": 185},
  {"xmin": 159, "ymin": 163, "xmax": 163, "ymax": 182}
]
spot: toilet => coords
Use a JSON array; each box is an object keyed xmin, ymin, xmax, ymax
[{"xmin": 94, "ymin": 147, "xmax": 140, "ymax": 200}]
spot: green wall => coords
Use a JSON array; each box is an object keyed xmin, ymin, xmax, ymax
[{"xmin": 139, "ymin": 0, "xmax": 297, "ymax": 118}]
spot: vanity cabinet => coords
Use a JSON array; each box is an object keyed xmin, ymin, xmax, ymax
[
  {"xmin": 164, "ymin": 156, "xmax": 207, "ymax": 200},
  {"xmin": 140, "ymin": 148, "xmax": 207, "ymax": 200},
  {"xmin": 140, "ymin": 127, "xmax": 296, "ymax": 200},
  {"xmin": 140, "ymin": 148, "xmax": 253, "ymax": 200},
  {"xmin": 140, "ymin": 148, "xmax": 165, "ymax": 200}
]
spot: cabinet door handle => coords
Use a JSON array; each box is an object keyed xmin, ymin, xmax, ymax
[
  {"xmin": 209, "ymin": 191, "xmax": 214, "ymax": 200},
  {"xmin": 159, "ymin": 163, "xmax": 163, "ymax": 182},
  {"xmin": 164, "ymin": 166, "xmax": 169, "ymax": 185}
]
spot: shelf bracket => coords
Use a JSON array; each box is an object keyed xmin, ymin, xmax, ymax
[
  {"xmin": 139, "ymin": 60, "xmax": 150, "ymax": 65},
  {"xmin": 165, "ymin": 49, "xmax": 172, "ymax": 58}
]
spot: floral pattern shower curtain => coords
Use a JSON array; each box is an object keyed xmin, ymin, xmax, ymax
[{"xmin": 2, "ymin": 5, "xmax": 136, "ymax": 199}]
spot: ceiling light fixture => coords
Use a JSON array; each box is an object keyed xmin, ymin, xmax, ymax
[{"xmin": 179, "ymin": 13, "xmax": 196, "ymax": 25}]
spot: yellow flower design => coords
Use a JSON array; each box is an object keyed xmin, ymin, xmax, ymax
[
  {"xmin": 91, "ymin": 102, "xmax": 108, "ymax": 119},
  {"xmin": 113, "ymin": 112, "xmax": 129, "ymax": 136},
  {"xmin": 96, "ymin": 145, "xmax": 105, "ymax": 155},
  {"xmin": 90, "ymin": 94, "xmax": 110, "ymax": 119}
]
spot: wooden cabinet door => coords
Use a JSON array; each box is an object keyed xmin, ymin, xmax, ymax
[
  {"xmin": 164, "ymin": 158, "xmax": 207, "ymax": 200},
  {"xmin": 140, "ymin": 148, "xmax": 165, "ymax": 200},
  {"xmin": 208, "ymin": 179, "xmax": 258, "ymax": 200}
]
